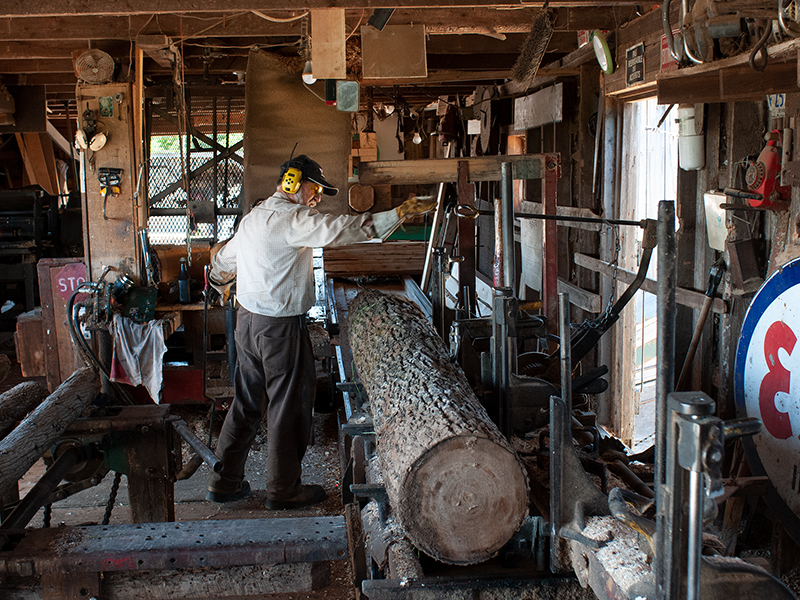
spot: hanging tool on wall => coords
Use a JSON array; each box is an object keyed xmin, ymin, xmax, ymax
[
  {"xmin": 676, "ymin": 259, "xmax": 724, "ymax": 391},
  {"xmin": 98, "ymin": 167, "xmax": 122, "ymax": 221},
  {"xmin": 723, "ymin": 130, "xmax": 791, "ymax": 209}
]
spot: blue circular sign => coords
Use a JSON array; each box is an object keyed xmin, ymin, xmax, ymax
[{"xmin": 734, "ymin": 256, "xmax": 800, "ymax": 543}]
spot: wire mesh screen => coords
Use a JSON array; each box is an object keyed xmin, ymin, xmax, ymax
[{"xmin": 147, "ymin": 92, "xmax": 245, "ymax": 245}]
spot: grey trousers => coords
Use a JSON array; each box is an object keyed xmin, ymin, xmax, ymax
[{"xmin": 209, "ymin": 307, "xmax": 316, "ymax": 501}]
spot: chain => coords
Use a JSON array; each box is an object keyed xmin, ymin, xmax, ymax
[
  {"xmin": 42, "ymin": 503, "xmax": 52, "ymax": 528},
  {"xmin": 102, "ymin": 472, "xmax": 124, "ymax": 525}
]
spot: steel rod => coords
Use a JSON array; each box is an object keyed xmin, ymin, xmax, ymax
[
  {"xmin": 171, "ymin": 418, "xmax": 223, "ymax": 473},
  {"xmin": 687, "ymin": 467, "xmax": 703, "ymax": 600},
  {"xmin": 460, "ymin": 208, "xmax": 645, "ymax": 227},
  {"xmin": 559, "ymin": 292, "xmax": 572, "ymax": 416},
  {"xmin": 655, "ymin": 200, "xmax": 677, "ymax": 600},
  {"xmin": 501, "ymin": 162, "xmax": 515, "ymax": 290}
]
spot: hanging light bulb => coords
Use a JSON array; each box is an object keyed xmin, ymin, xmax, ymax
[
  {"xmin": 302, "ymin": 60, "xmax": 316, "ymax": 84},
  {"xmin": 300, "ymin": 15, "xmax": 315, "ymax": 85},
  {"xmin": 412, "ymin": 129, "xmax": 423, "ymax": 145}
]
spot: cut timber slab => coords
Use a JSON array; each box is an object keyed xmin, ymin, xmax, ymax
[{"xmin": 348, "ymin": 289, "xmax": 528, "ymax": 565}]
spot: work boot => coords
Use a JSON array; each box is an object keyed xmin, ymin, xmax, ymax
[
  {"xmin": 206, "ymin": 480, "xmax": 251, "ymax": 503},
  {"xmin": 265, "ymin": 484, "xmax": 326, "ymax": 510}
]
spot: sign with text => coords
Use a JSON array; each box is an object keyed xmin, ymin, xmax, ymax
[
  {"xmin": 626, "ymin": 42, "xmax": 645, "ymax": 86},
  {"xmin": 55, "ymin": 262, "xmax": 87, "ymax": 302}
]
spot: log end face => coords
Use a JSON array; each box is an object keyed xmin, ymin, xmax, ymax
[{"xmin": 399, "ymin": 436, "xmax": 529, "ymax": 565}]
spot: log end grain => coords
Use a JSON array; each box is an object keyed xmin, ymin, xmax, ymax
[{"xmin": 399, "ymin": 435, "xmax": 529, "ymax": 565}]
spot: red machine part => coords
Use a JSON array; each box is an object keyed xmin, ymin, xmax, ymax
[{"xmin": 746, "ymin": 130, "xmax": 791, "ymax": 208}]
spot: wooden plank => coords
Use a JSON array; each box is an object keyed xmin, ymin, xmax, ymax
[
  {"xmin": 323, "ymin": 241, "xmax": 426, "ymax": 276},
  {"xmin": 14, "ymin": 132, "xmax": 58, "ymax": 194},
  {"xmin": 37, "ymin": 258, "xmax": 86, "ymax": 391},
  {"xmin": 78, "ymin": 82, "xmax": 141, "ymax": 282},
  {"xmin": 311, "ymin": 9, "xmax": 346, "ymax": 80},
  {"xmin": 514, "ymin": 83, "xmax": 563, "ymax": 130},
  {"xmin": 558, "ymin": 277, "xmax": 601, "ymax": 313},
  {"xmin": 358, "ymin": 154, "xmax": 544, "ymax": 186},
  {"xmin": 656, "ymin": 70, "xmax": 721, "ymax": 105},
  {"xmin": 361, "ymin": 24, "xmax": 427, "ymax": 79},
  {"xmin": 574, "ymin": 252, "xmax": 728, "ymax": 314}
]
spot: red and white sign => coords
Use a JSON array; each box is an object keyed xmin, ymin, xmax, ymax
[
  {"xmin": 660, "ymin": 32, "xmax": 679, "ymax": 73},
  {"xmin": 55, "ymin": 262, "xmax": 87, "ymax": 302},
  {"xmin": 736, "ymin": 258, "xmax": 800, "ymax": 528}
]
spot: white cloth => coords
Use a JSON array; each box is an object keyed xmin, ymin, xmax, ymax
[
  {"xmin": 110, "ymin": 313, "xmax": 168, "ymax": 402},
  {"xmin": 211, "ymin": 191, "xmax": 376, "ymax": 317}
]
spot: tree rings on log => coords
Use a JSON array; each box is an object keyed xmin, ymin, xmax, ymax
[{"xmin": 349, "ymin": 289, "xmax": 528, "ymax": 565}]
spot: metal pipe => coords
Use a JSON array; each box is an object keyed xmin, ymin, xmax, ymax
[
  {"xmin": 493, "ymin": 194, "xmax": 504, "ymax": 287},
  {"xmin": 687, "ymin": 467, "xmax": 703, "ymax": 600},
  {"xmin": 492, "ymin": 286, "xmax": 513, "ymax": 437},
  {"xmin": 431, "ymin": 248, "xmax": 448, "ymax": 338},
  {"xmin": 608, "ymin": 460, "xmax": 654, "ymax": 499},
  {"xmin": 501, "ymin": 162, "xmax": 515, "ymax": 291},
  {"xmin": 1, "ymin": 443, "xmax": 84, "ymax": 530},
  {"xmin": 655, "ymin": 200, "xmax": 677, "ymax": 600},
  {"xmin": 681, "ymin": 0, "xmax": 704, "ymax": 64},
  {"xmin": 170, "ymin": 418, "xmax": 223, "ymax": 473},
  {"xmin": 558, "ymin": 292, "xmax": 572, "ymax": 416},
  {"xmin": 662, "ymin": 0, "xmax": 681, "ymax": 61}
]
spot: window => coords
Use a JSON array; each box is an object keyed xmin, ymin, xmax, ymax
[{"xmin": 146, "ymin": 91, "xmax": 245, "ymax": 245}]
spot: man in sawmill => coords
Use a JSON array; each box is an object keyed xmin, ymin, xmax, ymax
[{"xmin": 205, "ymin": 153, "xmax": 436, "ymax": 509}]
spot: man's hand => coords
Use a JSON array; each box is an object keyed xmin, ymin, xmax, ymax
[{"xmin": 396, "ymin": 196, "xmax": 437, "ymax": 219}]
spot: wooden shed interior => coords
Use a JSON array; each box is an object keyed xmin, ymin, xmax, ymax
[{"xmin": 2, "ymin": 1, "xmax": 800, "ymax": 599}]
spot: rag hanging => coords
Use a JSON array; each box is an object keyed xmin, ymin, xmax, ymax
[{"xmin": 110, "ymin": 313, "xmax": 168, "ymax": 402}]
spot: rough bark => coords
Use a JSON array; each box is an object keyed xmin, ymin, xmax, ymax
[
  {"xmin": 0, "ymin": 367, "xmax": 99, "ymax": 499},
  {"xmin": 0, "ymin": 381, "xmax": 50, "ymax": 440},
  {"xmin": 349, "ymin": 289, "xmax": 528, "ymax": 565}
]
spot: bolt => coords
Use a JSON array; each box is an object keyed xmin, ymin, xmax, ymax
[
  {"xmin": 141, "ymin": 426, "xmax": 149, "ymax": 433},
  {"xmin": 707, "ymin": 445, "xmax": 723, "ymax": 464}
]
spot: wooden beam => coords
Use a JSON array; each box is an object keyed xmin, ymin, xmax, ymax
[
  {"xmin": 15, "ymin": 132, "xmax": 59, "ymax": 194},
  {"xmin": 358, "ymin": 154, "xmax": 546, "ymax": 185},
  {"xmin": 0, "ymin": 58, "xmax": 73, "ymax": 74},
  {"xmin": 0, "ymin": 1, "xmax": 648, "ymax": 19},
  {"xmin": 657, "ymin": 53, "xmax": 800, "ymax": 105},
  {"xmin": 558, "ymin": 277, "xmax": 601, "ymax": 313},
  {"xmin": 46, "ymin": 120, "xmax": 77, "ymax": 160},
  {"xmin": 574, "ymin": 252, "xmax": 728, "ymax": 314}
]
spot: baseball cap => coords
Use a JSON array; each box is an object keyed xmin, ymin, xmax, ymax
[{"xmin": 280, "ymin": 154, "xmax": 338, "ymax": 196}]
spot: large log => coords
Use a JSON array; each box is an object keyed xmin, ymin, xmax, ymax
[
  {"xmin": 0, "ymin": 381, "xmax": 50, "ymax": 440},
  {"xmin": 0, "ymin": 367, "xmax": 99, "ymax": 499},
  {"xmin": 348, "ymin": 289, "xmax": 528, "ymax": 565}
]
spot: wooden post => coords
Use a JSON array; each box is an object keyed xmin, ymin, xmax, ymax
[{"xmin": 349, "ymin": 289, "xmax": 528, "ymax": 565}]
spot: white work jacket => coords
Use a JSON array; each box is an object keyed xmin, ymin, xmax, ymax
[{"xmin": 211, "ymin": 191, "xmax": 375, "ymax": 316}]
